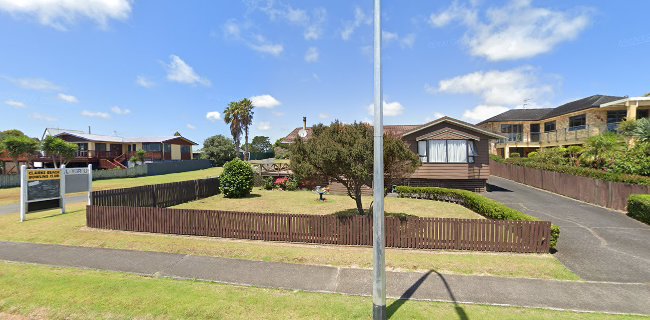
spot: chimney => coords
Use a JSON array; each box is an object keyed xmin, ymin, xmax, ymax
[
  {"xmin": 303, "ymin": 116, "xmax": 307, "ymax": 130},
  {"xmin": 88, "ymin": 126, "xmax": 91, "ymax": 134}
]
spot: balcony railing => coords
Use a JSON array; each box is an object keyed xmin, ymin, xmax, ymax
[{"xmin": 496, "ymin": 123, "xmax": 621, "ymax": 146}]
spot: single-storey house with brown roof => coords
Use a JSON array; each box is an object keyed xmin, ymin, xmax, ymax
[{"xmin": 282, "ymin": 116, "xmax": 504, "ymax": 192}]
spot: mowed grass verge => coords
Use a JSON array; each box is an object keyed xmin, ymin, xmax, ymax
[
  {"xmin": 0, "ymin": 262, "xmax": 638, "ymax": 320},
  {"xmin": 0, "ymin": 205, "xmax": 578, "ymax": 280},
  {"xmin": 173, "ymin": 189, "xmax": 482, "ymax": 219},
  {"xmin": 0, "ymin": 167, "xmax": 223, "ymax": 206}
]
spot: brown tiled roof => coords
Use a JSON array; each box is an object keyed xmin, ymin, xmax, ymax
[{"xmin": 281, "ymin": 125, "xmax": 419, "ymax": 144}]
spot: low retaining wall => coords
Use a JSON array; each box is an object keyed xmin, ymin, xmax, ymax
[
  {"xmin": 490, "ymin": 160, "xmax": 650, "ymax": 211},
  {"xmin": 86, "ymin": 206, "xmax": 551, "ymax": 253}
]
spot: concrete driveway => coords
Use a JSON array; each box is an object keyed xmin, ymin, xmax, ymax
[{"xmin": 485, "ymin": 176, "xmax": 650, "ymax": 283}]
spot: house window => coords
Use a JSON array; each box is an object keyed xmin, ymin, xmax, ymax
[
  {"xmin": 544, "ymin": 121, "xmax": 556, "ymax": 132},
  {"xmin": 568, "ymin": 114, "xmax": 586, "ymax": 131},
  {"xmin": 181, "ymin": 145, "xmax": 191, "ymax": 154},
  {"xmin": 420, "ymin": 140, "xmax": 477, "ymax": 164},
  {"xmin": 95, "ymin": 143, "xmax": 107, "ymax": 152},
  {"xmin": 142, "ymin": 143, "xmax": 161, "ymax": 152},
  {"xmin": 163, "ymin": 144, "xmax": 171, "ymax": 154},
  {"xmin": 607, "ymin": 110, "xmax": 627, "ymax": 132},
  {"xmin": 638, "ymin": 109, "xmax": 649, "ymax": 119},
  {"xmin": 500, "ymin": 124, "xmax": 523, "ymax": 141}
]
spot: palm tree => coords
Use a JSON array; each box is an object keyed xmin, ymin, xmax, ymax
[
  {"xmin": 224, "ymin": 101, "xmax": 243, "ymax": 157},
  {"xmin": 580, "ymin": 132, "xmax": 624, "ymax": 169},
  {"xmin": 239, "ymin": 98, "xmax": 254, "ymax": 161}
]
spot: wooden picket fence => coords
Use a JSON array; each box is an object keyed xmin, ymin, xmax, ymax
[
  {"xmin": 86, "ymin": 206, "xmax": 552, "ymax": 253},
  {"xmin": 91, "ymin": 177, "xmax": 220, "ymax": 208}
]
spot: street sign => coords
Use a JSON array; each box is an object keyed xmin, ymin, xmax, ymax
[{"xmin": 27, "ymin": 169, "xmax": 60, "ymax": 181}]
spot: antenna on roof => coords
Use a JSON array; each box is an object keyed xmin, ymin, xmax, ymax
[
  {"xmin": 88, "ymin": 126, "xmax": 91, "ymax": 134},
  {"xmin": 522, "ymin": 98, "xmax": 531, "ymax": 109}
]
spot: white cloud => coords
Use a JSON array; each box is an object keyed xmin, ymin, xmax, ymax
[
  {"xmin": 244, "ymin": 1, "xmax": 326, "ymax": 40},
  {"xmin": 0, "ymin": 0, "xmax": 132, "ymax": 30},
  {"xmin": 257, "ymin": 121, "xmax": 271, "ymax": 131},
  {"xmin": 111, "ymin": 106, "xmax": 131, "ymax": 115},
  {"xmin": 272, "ymin": 111, "xmax": 284, "ymax": 117},
  {"xmin": 206, "ymin": 111, "xmax": 221, "ymax": 122},
  {"xmin": 165, "ymin": 55, "xmax": 211, "ymax": 86},
  {"xmin": 429, "ymin": 0, "xmax": 591, "ymax": 61},
  {"xmin": 223, "ymin": 21, "xmax": 284, "ymax": 56},
  {"xmin": 57, "ymin": 93, "xmax": 78, "ymax": 103},
  {"xmin": 367, "ymin": 100, "xmax": 405, "ymax": 117},
  {"xmin": 250, "ymin": 95, "xmax": 281, "ymax": 109},
  {"xmin": 4, "ymin": 99, "xmax": 26, "ymax": 109},
  {"xmin": 318, "ymin": 113, "xmax": 330, "ymax": 120},
  {"xmin": 3, "ymin": 76, "xmax": 61, "ymax": 91},
  {"xmin": 425, "ymin": 112, "xmax": 445, "ymax": 122},
  {"xmin": 433, "ymin": 66, "xmax": 553, "ymax": 106},
  {"xmin": 341, "ymin": 6, "xmax": 372, "ymax": 40},
  {"xmin": 81, "ymin": 110, "xmax": 110, "ymax": 119},
  {"xmin": 382, "ymin": 31, "xmax": 417, "ymax": 48},
  {"xmin": 30, "ymin": 112, "xmax": 57, "ymax": 122},
  {"xmin": 135, "ymin": 76, "xmax": 155, "ymax": 88},
  {"xmin": 304, "ymin": 47, "xmax": 319, "ymax": 63},
  {"xmin": 462, "ymin": 105, "xmax": 509, "ymax": 122},
  {"xmin": 186, "ymin": 124, "xmax": 196, "ymax": 130}
]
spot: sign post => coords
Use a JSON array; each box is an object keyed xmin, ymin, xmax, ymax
[
  {"xmin": 19, "ymin": 165, "xmax": 26, "ymax": 222},
  {"xmin": 60, "ymin": 164, "xmax": 66, "ymax": 214},
  {"xmin": 87, "ymin": 164, "xmax": 93, "ymax": 205}
]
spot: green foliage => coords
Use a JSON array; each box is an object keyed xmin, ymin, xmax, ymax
[
  {"xmin": 509, "ymin": 152, "xmax": 520, "ymax": 158},
  {"xmin": 290, "ymin": 121, "xmax": 420, "ymax": 215},
  {"xmin": 580, "ymin": 132, "xmax": 624, "ymax": 169},
  {"xmin": 628, "ymin": 194, "xmax": 650, "ymax": 224},
  {"xmin": 395, "ymin": 186, "xmax": 560, "ymax": 250},
  {"xmin": 503, "ymin": 157, "xmax": 650, "ymax": 185},
  {"xmin": 42, "ymin": 136, "xmax": 78, "ymax": 167},
  {"xmin": 130, "ymin": 150, "xmax": 146, "ymax": 166},
  {"xmin": 220, "ymin": 158, "xmax": 254, "ymax": 198},
  {"xmin": 250, "ymin": 136, "xmax": 273, "ymax": 153},
  {"xmin": 611, "ymin": 142, "xmax": 650, "ymax": 176},
  {"xmin": 224, "ymin": 99, "xmax": 255, "ymax": 160},
  {"xmin": 201, "ymin": 135, "xmax": 237, "ymax": 166},
  {"xmin": 2, "ymin": 135, "xmax": 39, "ymax": 168},
  {"xmin": 619, "ymin": 118, "xmax": 650, "ymax": 143},
  {"xmin": 263, "ymin": 177, "xmax": 275, "ymax": 190},
  {"xmin": 527, "ymin": 151, "xmax": 538, "ymax": 158}
]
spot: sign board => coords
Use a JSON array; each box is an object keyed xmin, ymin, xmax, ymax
[
  {"xmin": 20, "ymin": 164, "xmax": 93, "ymax": 222},
  {"xmin": 28, "ymin": 169, "xmax": 60, "ymax": 181},
  {"xmin": 64, "ymin": 167, "xmax": 90, "ymax": 194}
]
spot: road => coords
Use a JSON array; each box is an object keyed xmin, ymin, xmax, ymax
[{"xmin": 485, "ymin": 176, "xmax": 650, "ymax": 283}]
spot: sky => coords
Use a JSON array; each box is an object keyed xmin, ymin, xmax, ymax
[{"xmin": 1, "ymin": 0, "xmax": 649, "ymax": 146}]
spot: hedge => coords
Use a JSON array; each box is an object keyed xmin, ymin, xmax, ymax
[
  {"xmin": 491, "ymin": 156, "xmax": 650, "ymax": 186},
  {"xmin": 395, "ymin": 186, "xmax": 560, "ymax": 250},
  {"xmin": 628, "ymin": 194, "xmax": 650, "ymax": 224}
]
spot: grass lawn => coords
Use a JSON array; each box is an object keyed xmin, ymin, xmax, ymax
[
  {"xmin": 0, "ymin": 167, "xmax": 223, "ymax": 206},
  {"xmin": 0, "ymin": 262, "xmax": 639, "ymax": 320},
  {"xmin": 174, "ymin": 189, "xmax": 482, "ymax": 219},
  {"xmin": 0, "ymin": 205, "xmax": 578, "ymax": 280}
]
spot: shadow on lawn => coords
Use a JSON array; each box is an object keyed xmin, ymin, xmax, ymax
[{"xmin": 387, "ymin": 270, "xmax": 469, "ymax": 320}]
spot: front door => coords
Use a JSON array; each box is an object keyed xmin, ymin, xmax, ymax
[{"xmin": 110, "ymin": 144, "xmax": 123, "ymax": 157}]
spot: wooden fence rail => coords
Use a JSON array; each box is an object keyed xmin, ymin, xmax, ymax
[
  {"xmin": 86, "ymin": 206, "xmax": 552, "ymax": 253},
  {"xmin": 91, "ymin": 177, "xmax": 220, "ymax": 208}
]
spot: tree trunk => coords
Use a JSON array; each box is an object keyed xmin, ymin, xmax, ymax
[
  {"xmin": 244, "ymin": 128, "xmax": 249, "ymax": 161},
  {"xmin": 354, "ymin": 185, "xmax": 364, "ymax": 215},
  {"xmin": 12, "ymin": 159, "xmax": 19, "ymax": 174}
]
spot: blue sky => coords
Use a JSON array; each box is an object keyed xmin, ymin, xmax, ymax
[{"xmin": 1, "ymin": 0, "xmax": 649, "ymax": 145}]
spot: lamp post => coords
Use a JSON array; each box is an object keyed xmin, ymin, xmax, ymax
[{"xmin": 372, "ymin": 0, "xmax": 386, "ymax": 319}]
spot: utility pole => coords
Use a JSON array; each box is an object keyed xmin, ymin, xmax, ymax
[{"xmin": 372, "ymin": 0, "xmax": 386, "ymax": 319}]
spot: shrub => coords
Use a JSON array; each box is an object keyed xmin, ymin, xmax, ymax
[
  {"xmin": 220, "ymin": 158, "xmax": 254, "ymax": 198},
  {"xmin": 395, "ymin": 186, "xmax": 560, "ymax": 250},
  {"xmin": 262, "ymin": 177, "xmax": 274, "ymax": 190},
  {"xmin": 628, "ymin": 194, "xmax": 650, "ymax": 224},
  {"xmin": 285, "ymin": 178, "xmax": 299, "ymax": 191},
  {"xmin": 611, "ymin": 142, "xmax": 650, "ymax": 176},
  {"xmin": 510, "ymin": 152, "xmax": 521, "ymax": 158},
  {"xmin": 503, "ymin": 157, "xmax": 650, "ymax": 186},
  {"xmin": 527, "ymin": 151, "xmax": 538, "ymax": 158}
]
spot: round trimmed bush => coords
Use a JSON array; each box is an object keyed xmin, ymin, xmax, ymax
[{"xmin": 220, "ymin": 158, "xmax": 254, "ymax": 198}]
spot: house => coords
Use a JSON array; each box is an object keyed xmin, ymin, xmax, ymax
[
  {"xmin": 476, "ymin": 95, "xmax": 650, "ymax": 158},
  {"xmin": 41, "ymin": 128, "xmax": 197, "ymax": 169},
  {"xmin": 282, "ymin": 116, "xmax": 504, "ymax": 192}
]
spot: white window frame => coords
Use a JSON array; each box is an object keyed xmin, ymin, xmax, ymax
[{"xmin": 419, "ymin": 139, "xmax": 478, "ymax": 164}]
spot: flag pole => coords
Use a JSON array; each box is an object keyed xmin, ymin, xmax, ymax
[{"xmin": 372, "ymin": 0, "xmax": 386, "ymax": 318}]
